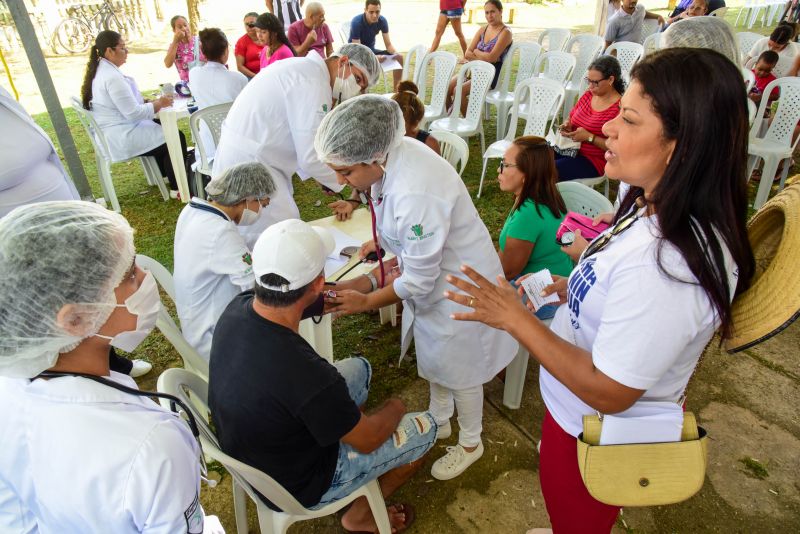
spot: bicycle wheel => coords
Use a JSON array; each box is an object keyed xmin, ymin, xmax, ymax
[
  {"xmin": 103, "ymin": 12, "xmax": 136, "ymax": 43},
  {"xmin": 53, "ymin": 17, "xmax": 93, "ymax": 54}
]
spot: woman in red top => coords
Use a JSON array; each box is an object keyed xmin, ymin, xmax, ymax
[
  {"xmin": 235, "ymin": 12, "xmax": 265, "ymax": 78},
  {"xmin": 557, "ymin": 55, "xmax": 623, "ymax": 181}
]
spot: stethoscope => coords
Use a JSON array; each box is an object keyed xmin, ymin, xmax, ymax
[
  {"xmin": 358, "ymin": 172, "xmax": 387, "ymax": 288},
  {"xmin": 36, "ymin": 370, "xmax": 218, "ymax": 488}
]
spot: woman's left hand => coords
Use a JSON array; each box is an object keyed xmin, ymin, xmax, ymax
[
  {"xmin": 324, "ymin": 289, "xmax": 370, "ymax": 317},
  {"xmin": 444, "ymin": 265, "xmax": 530, "ymax": 331},
  {"xmin": 328, "ymin": 200, "xmax": 355, "ymax": 222},
  {"xmin": 563, "ymin": 127, "xmax": 591, "ymax": 143}
]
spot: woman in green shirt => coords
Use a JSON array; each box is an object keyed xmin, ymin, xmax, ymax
[{"xmin": 497, "ymin": 136, "xmax": 573, "ymax": 319}]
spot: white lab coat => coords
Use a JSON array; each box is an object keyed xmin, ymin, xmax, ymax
[
  {"xmin": 90, "ymin": 58, "xmax": 164, "ymax": 162},
  {"xmin": 188, "ymin": 62, "xmax": 248, "ymax": 160},
  {"xmin": 375, "ymin": 138, "xmax": 518, "ymax": 389},
  {"xmin": 0, "ymin": 371, "xmax": 207, "ymax": 533},
  {"xmin": 0, "ymin": 87, "xmax": 79, "ymax": 217},
  {"xmin": 213, "ymin": 52, "xmax": 342, "ymax": 248},
  {"xmin": 174, "ymin": 198, "xmax": 254, "ymax": 360}
]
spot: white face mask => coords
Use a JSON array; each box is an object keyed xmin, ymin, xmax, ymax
[
  {"xmin": 238, "ymin": 199, "xmax": 261, "ymax": 226},
  {"xmin": 95, "ymin": 271, "xmax": 161, "ymax": 352},
  {"xmin": 333, "ymin": 63, "xmax": 362, "ymax": 104}
]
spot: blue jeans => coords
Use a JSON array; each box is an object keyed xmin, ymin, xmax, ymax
[{"xmin": 314, "ymin": 357, "xmax": 437, "ymax": 507}]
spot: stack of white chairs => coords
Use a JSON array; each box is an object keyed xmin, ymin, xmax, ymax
[
  {"xmin": 189, "ymin": 102, "xmax": 232, "ymax": 200},
  {"xmin": 485, "ymin": 42, "xmax": 543, "ymax": 140},
  {"xmin": 538, "ymin": 28, "xmax": 572, "ymax": 52},
  {"xmin": 604, "ymin": 41, "xmax": 644, "ymax": 83},
  {"xmin": 417, "ymin": 51, "xmax": 458, "ymax": 127},
  {"xmin": 430, "ymin": 60, "xmax": 496, "ymax": 155},
  {"xmin": 747, "ymin": 77, "xmax": 800, "ymax": 209},
  {"xmin": 157, "ymin": 368, "xmax": 393, "ymax": 534},
  {"xmin": 478, "ymin": 77, "xmax": 565, "ymax": 197},
  {"xmin": 563, "ymin": 34, "xmax": 605, "ymax": 118},
  {"xmin": 765, "ymin": 0, "xmax": 787, "ymax": 26},
  {"xmin": 737, "ymin": 31, "xmax": 763, "ymax": 64},
  {"xmin": 536, "ymin": 50, "xmax": 576, "ymax": 85},
  {"xmin": 71, "ymin": 96, "xmax": 168, "ymax": 213}
]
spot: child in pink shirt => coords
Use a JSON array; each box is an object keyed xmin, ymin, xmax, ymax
[{"xmin": 255, "ymin": 13, "xmax": 296, "ymax": 69}]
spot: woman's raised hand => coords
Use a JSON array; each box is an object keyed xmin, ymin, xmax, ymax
[{"xmin": 444, "ymin": 265, "xmax": 530, "ymax": 331}]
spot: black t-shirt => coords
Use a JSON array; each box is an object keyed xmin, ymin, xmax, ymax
[{"xmin": 208, "ymin": 291, "xmax": 361, "ymax": 508}]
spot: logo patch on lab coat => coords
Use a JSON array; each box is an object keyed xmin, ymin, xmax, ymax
[
  {"xmin": 242, "ymin": 252, "xmax": 252, "ymax": 265},
  {"xmin": 408, "ymin": 223, "xmax": 434, "ymax": 241},
  {"xmin": 184, "ymin": 492, "xmax": 204, "ymax": 533}
]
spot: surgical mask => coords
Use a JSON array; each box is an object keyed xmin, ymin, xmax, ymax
[
  {"xmin": 238, "ymin": 199, "xmax": 261, "ymax": 226},
  {"xmin": 333, "ymin": 63, "xmax": 362, "ymax": 104},
  {"xmin": 95, "ymin": 271, "xmax": 161, "ymax": 352}
]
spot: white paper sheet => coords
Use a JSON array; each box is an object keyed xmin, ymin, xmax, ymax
[
  {"xmin": 320, "ymin": 226, "xmax": 362, "ymax": 259},
  {"xmin": 520, "ymin": 269, "xmax": 560, "ymax": 310},
  {"xmin": 379, "ymin": 57, "xmax": 403, "ymax": 72},
  {"xmin": 324, "ymin": 257, "xmax": 348, "ymax": 278},
  {"xmin": 599, "ymin": 401, "xmax": 684, "ymax": 445}
]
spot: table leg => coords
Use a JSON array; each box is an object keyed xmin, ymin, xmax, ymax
[{"xmin": 159, "ymin": 109, "xmax": 191, "ymax": 202}]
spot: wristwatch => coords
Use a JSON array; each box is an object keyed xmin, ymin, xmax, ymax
[{"xmin": 588, "ymin": 134, "xmax": 595, "ymax": 144}]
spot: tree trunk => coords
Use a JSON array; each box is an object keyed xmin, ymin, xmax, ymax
[{"xmin": 186, "ymin": 0, "xmax": 200, "ymax": 35}]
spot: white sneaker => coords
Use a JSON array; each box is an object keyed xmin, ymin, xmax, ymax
[
  {"xmin": 436, "ymin": 421, "xmax": 452, "ymax": 441},
  {"xmin": 130, "ymin": 359, "xmax": 153, "ymax": 378},
  {"xmin": 431, "ymin": 441, "xmax": 484, "ymax": 480}
]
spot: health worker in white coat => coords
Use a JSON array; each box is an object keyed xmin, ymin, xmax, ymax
[
  {"xmin": 317, "ymin": 96, "xmax": 518, "ymax": 481},
  {"xmin": 0, "ymin": 87, "xmax": 80, "ymax": 217},
  {"xmin": 212, "ymin": 42, "xmax": 382, "ymax": 248},
  {"xmin": 81, "ymin": 30, "xmax": 187, "ymax": 194},
  {"xmin": 0, "ymin": 201, "xmax": 223, "ymax": 533},
  {"xmin": 174, "ymin": 162, "xmax": 276, "ymax": 361},
  {"xmin": 188, "ymin": 27, "xmax": 248, "ymax": 161}
]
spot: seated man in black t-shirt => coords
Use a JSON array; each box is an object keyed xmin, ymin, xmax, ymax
[{"xmin": 209, "ymin": 219, "xmax": 436, "ymax": 533}]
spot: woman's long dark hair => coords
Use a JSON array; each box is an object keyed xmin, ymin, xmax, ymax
[
  {"xmin": 616, "ymin": 48, "xmax": 755, "ymax": 340},
  {"xmin": 512, "ymin": 136, "xmax": 566, "ymax": 218},
  {"xmin": 256, "ymin": 13, "xmax": 296, "ymax": 57},
  {"xmin": 81, "ymin": 30, "xmax": 121, "ymax": 110}
]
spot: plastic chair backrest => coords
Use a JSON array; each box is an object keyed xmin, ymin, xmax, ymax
[
  {"xmin": 565, "ymin": 35, "xmax": 604, "ymax": 87},
  {"xmin": 156, "ymin": 368, "xmax": 313, "ymax": 515},
  {"xmin": 493, "ymin": 42, "xmax": 542, "ymax": 96},
  {"xmin": 742, "ymin": 67, "xmax": 756, "ymax": 92},
  {"xmin": 449, "ymin": 60, "xmax": 495, "ymax": 122},
  {"xmin": 557, "ymin": 182, "xmax": 613, "ymax": 218},
  {"xmin": 339, "ymin": 20, "xmax": 350, "ymax": 44},
  {"xmin": 753, "ymin": 77, "xmax": 800, "ymax": 148},
  {"xmin": 417, "ymin": 51, "xmax": 458, "ymax": 112},
  {"xmin": 430, "ymin": 130, "xmax": 469, "ymax": 175},
  {"xmin": 737, "ymin": 32, "xmax": 762, "ymax": 63},
  {"xmin": 189, "ymin": 102, "xmax": 232, "ymax": 173},
  {"xmin": 772, "ymin": 55, "xmax": 793, "ymax": 78},
  {"xmin": 136, "ymin": 254, "xmax": 176, "ymax": 303},
  {"xmin": 535, "ymin": 51, "xmax": 576, "ymax": 84},
  {"xmin": 71, "ymin": 96, "xmax": 112, "ymax": 162},
  {"xmin": 403, "ymin": 44, "xmax": 428, "ymax": 83},
  {"xmin": 605, "ymin": 41, "xmax": 644, "ymax": 81},
  {"xmin": 641, "ymin": 18, "xmax": 659, "ymax": 40},
  {"xmin": 538, "ymin": 28, "xmax": 572, "ymax": 51},
  {"xmin": 517, "ymin": 77, "xmax": 565, "ymax": 138},
  {"xmin": 642, "ymin": 32, "xmax": 661, "ymax": 58},
  {"xmin": 709, "ymin": 6, "xmax": 728, "ymax": 16}
]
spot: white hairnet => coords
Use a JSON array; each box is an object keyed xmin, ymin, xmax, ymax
[
  {"xmin": 332, "ymin": 43, "xmax": 382, "ymax": 87},
  {"xmin": 661, "ymin": 17, "xmax": 740, "ymax": 66},
  {"xmin": 315, "ymin": 94, "xmax": 406, "ymax": 166},
  {"xmin": 0, "ymin": 201, "xmax": 135, "ymax": 378},
  {"xmin": 206, "ymin": 161, "xmax": 277, "ymax": 206}
]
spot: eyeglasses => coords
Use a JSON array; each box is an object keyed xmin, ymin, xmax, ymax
[
  {"xmin": 246, "ymin": 23, "xmax": 256, "ymax": 28},
  {"xmin": 582, "ymin": 199, "xmax": 643, "ymax": 259},
  {"xmin": 584, "ymin": 76, "xmax": 608, "ymax": 87},
  {"xmin": 499, "ymin": 161, "xmax": 518, "ymax": 172},
  {"xmin": 114, "ymin": 45, "xmax": 128, "ymax": 52}
]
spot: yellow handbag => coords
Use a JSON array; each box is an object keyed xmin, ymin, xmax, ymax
[{"xmin": 576, "ymin": 412, "xmax": 708, "ymax": 507}]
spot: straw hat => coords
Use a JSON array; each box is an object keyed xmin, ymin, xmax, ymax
[{"xmin": 725, "ymin": 183, "xmax": 800, "ymax": 353}]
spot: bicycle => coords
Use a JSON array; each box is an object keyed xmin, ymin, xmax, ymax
[{"xmin": 52, "ymin": 0, "xmax": 139, "ymax": 54}]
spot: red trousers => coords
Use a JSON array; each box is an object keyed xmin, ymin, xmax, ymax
[{"xmin": 539, "ymin": 409, "xmax": 621, "ymax": 534}]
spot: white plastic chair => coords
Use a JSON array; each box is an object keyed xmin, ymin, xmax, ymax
[
  {"xmin": 747, "ymin": 77, "xmax": 800, "ymax": 208},
  {"xmin": 135, "ymin": 254, "xmax": 210, "ymax": 378},
  {"xmin": 765, "ymin": 0, "xmax": 785, "ymax": 26},
  {"xmin": 478, "ymin": 77, "xmax": 565, "ymax": 197},
  {"xmin": 556, "ymin": 181, "xmax": 614, "ymax": 217},
  {"xmin": 563, "ymin": 34, "xmax": 605, "ymax": 118},
  {"xmin": 71, "ymin": 97, "xmax": 168, "ymax": 212},
  {"xmin": 429, "ymin": 60, "xmax": 496, "ymax": 155},
  {"xmin": 430, "ymin": 129, "xmax": 469, "ymax": 175},
  {"xmin": 772, "ymin": 55, "xmax": 794, "ymax": 78},
  {"xmin": 573, "ymin": 176, "xmax": 610, "ymax": 198},
  {"xmin": 709, "ymin": 6, "xmax": 729, "ymax": 17},
  {"xmin": 538, "ymin": 28, "xmax": 572, "ymax": 52},
  {"xmin": 485, "ymin": 42, "xmax": 543, "ymax": 140},
  {"xmin": 417, "ymin": 50, "xmax": 458, "ymax": 127},
  {"xmin": 737, "ymin": 31, "xmax": 763, "ymax": 63},
  {"xmin": 642, "ymin": 32, "xmax": 661, "ymax": 58},
  {"xmin": 157, "ymin": 368, "xmax": 392, "ymax": 534},
  {"xmin": 604, "ymin": 41, "xmax": 644, "ymax": 83},
  {"xmin": 402, "ymin": 44, "xmax": 428, "ymax": 84},
  {"xmin": 640, "ymin": 18, "xmax": 659, "ymax": 41},
  {"xmin": 742, "ymin": 67, "xmax": 756, "ymax": 92},
  {"xmin": 189, "ymin": 102, "xmax": 232, "ymax": 200},
  {"xmin": 338, "ymin": 20, "xmax": 350, "ymax": 44},
  {"xmin": 536, "ymin": 50, "xmax": 576, "ymax": 85}
]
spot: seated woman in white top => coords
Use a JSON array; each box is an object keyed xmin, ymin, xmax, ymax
[
  {"xmin": 81, "ymin": 30, "xmax": 187, "ymax": 196},
  {"xmin": 743, "ymin": 22, "xmax": 799, "ymax": 68},
  {"xmin": 189, "ymin": 27, "xmax": 248, "ymax": 160},
  {"xmin": 173, "ymin": 162, "xmax": 275, "ymax": 360},
  {"xmin": 0, "ymin": 87, "xmax": 79, "ymax": 218},
  {"xmin": 0, "ymin": 201, "xmax": 220, "ymax": 532}
]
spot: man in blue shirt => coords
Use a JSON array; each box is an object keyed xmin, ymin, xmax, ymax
[{"xmin": 349, "ymin": 0, "xmax": 404, "ymax": 90}]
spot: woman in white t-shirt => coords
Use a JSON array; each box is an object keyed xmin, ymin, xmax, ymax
[
  {"xmin": 743, "ymin": 22, "xmax": 799, "ymax": 67},
  {"xmin": 444, "ymin": 48, "xmax": 755, "ymax": 533}
]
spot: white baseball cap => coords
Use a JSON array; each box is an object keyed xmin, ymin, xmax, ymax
[{"xmin": 252, "ymin": 219, "xmax": 334, "ymax": 292}]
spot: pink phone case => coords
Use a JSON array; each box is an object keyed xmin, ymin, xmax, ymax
[{"xmin": 556, "ymin": 212, "xmax": 610, "ymax": 242}]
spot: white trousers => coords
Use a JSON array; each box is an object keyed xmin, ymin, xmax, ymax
[{"xmin": 428, "ymin": 381, "xmax": 484, "ymax": 447}]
